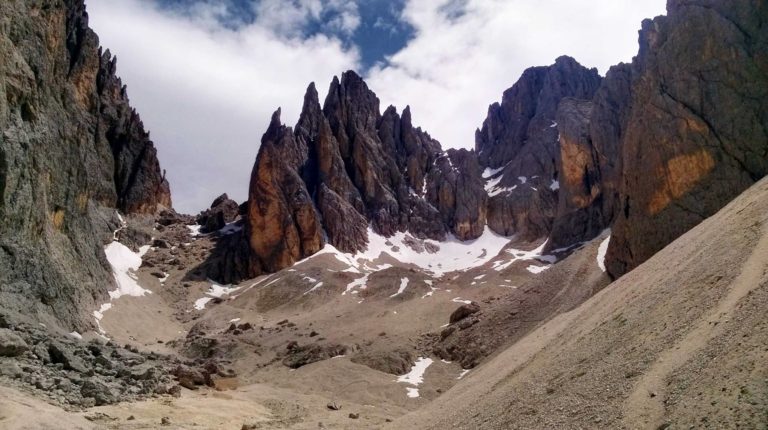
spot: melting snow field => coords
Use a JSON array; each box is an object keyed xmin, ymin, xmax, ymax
[
  {"xmin": 95, "ymin": 213, "xmax": 152, "ymax": 336},
  {"xmin": 103, "ymin": 241, "xmax": 151, "ymax": 300},
  {"xmin": 355, "ymin": 227, "xmax": 511, "ymax": 277},
  {"xmin": 397, "ymin": 357, "xmax": 434, "ymax": 398},
  {"xmin": 194, "ymin": 297, "xmax": 213, "ymax": 311}
]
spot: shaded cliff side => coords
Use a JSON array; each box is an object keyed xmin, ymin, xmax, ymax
[
  {"xmin": 0, "ymin": 0, "xmax": 171, "ymax": 329},
  {"xmin": 605, "ymin": 0, "xmax": 768, "ymax": 277}
]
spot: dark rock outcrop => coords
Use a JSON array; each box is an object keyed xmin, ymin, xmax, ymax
[
  {"xmin": 196, "ymin": 193, "xmax": 239, "ymax": 233},
  {"xmin": 606, "ymin": 0, "xmax": 768, "ymax": 277},
  {"xmin": 0, "ymin": 0, "xmax": 171, "ymax": 328},
  {"xmin": 449, "ymin": 302, "xmax": 480, "ymax": 324},
  {"xmin": 547, "ymin": 98, "xmax": 609, "ymax": 249},
  {"xmin": 232, "ymin": 73, "xmax": 489, "ymax": 280},
  {"xmin": 476, "ymin": 56, "xmax": 603, "ymax": 241}
]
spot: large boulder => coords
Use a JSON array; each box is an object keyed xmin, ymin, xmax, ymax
[
  {"xmin": 196, "ymin": 193, "xmax": 240, "ymax": 233},
  {"xmin": 0, "ymin": 328, "xmax": 28, "ymax": 357}
]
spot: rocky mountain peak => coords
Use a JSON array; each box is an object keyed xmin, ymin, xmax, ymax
[{"xmin": 477, "ymin": 56, "xmax": 603, "ymax": 241}]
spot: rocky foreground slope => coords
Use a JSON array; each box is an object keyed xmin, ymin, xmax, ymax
[
  {"xmin": 399, "ymin": 175, "xmax": 768, "ymax": 430},
  {"xmin": 0, "ymin": 0, "xmax": 171, "ymax": 329}
]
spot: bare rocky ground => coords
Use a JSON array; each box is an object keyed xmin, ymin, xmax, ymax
[
  {"xmin": 0, "ymin": 198, "xmax": 604, "ymax": 428},
  {"xmin": 398, "ymin": 176, "xmax": 768, "ymax": 430},
  {"xmin": 3, "ymin": 179, "xmax": 768, "ymax": 429}
]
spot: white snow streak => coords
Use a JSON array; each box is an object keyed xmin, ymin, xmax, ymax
[
  {"xmin": 492, "ymin": 240, "xmax": 556, "ymax": 273},
  {"xmin": 597, "ymin": 232, "xmax": 611, "ymax": 272},
  {"xmin": 390, "ymin": 277, "xmax": 410, "ymax": 298}
]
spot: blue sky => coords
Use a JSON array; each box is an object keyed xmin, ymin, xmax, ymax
[
  {"xmin": 87, "ymin": 0, "xmax": 667, "ymax": 213},
  {"xmin": 154, "ymin": 0, "xmax": 415, "ymax": 69}
]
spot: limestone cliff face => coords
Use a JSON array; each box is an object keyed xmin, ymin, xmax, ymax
[
  {"xmin": 0, "ymin": 0, "xmax": 171, "ymax": 328},
  {"xmin": 234, "ymin": 72, "xmax": 488, "ymax": 279},
  {"xmin": 605, "ymin": 0, "xmax": 768, "ymax": 277},
  {"xmin": 476, "ymin": 56, "xmax": 603, "ymax": 241},
  {"xmin": 230, "ymin": 0, "xmax": 768, "ymax": 283}
]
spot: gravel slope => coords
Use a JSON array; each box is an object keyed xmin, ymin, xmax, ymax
[{"xmin": 398, "ymin": 177, "xmax": 768, "ymax": 429}]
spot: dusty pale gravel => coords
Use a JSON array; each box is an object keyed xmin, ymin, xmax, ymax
[
  {"xmin": 2, "ymin": 179, "xmax": 767, "ymax": 429},
  {"xmin": 397, "ymin": 177, "xmax": 768, "ymax": 430}
]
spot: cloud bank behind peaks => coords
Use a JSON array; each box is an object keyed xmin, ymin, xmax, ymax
[
  {"xmin": 87, "ymin": 0, "xmax": 359, "ymax": 213},
  {"xmin": 87, "ymin": 0, "xmax": 666, "ymax": 213},
  {"xmin": 366, "ymin": 0, "xmax": 666, "ymax": 156}
]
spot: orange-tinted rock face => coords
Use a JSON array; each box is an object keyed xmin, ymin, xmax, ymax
[
  {"xmin": 547, "ymin": 98, "xmax": 611, "ymax": 250},
  {"xmin": 477, "ymin": 56, "xmax": 603, "ymax": 241},
  {"xmin": 246, "ymin": 110, "xmax": 323, "ymax": 274},
  {"xmin": 606, "ymin": 0, "xmax": 768, "ymax": 277},
  {"xmin": 234, "ymin": 73, "xmax": 492, "ymax": 280}
]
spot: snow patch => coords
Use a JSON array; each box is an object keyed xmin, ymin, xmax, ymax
[
  {"xmin": 194, "ymin": 283, "xmax": 241, "ymax": 310},
  {"xmin": 187, "ymin": 225, "xmax": 203, "ymax": 237},
  {"xmin": 549, "ymin": 180, "xmax": 560, "ymax": 191},
  {"xmin": 492, "ymin": 240, "xmax": 556, "ymax": 272},
  {"xmin": 405, "ymin": 387, "xmax": 420, "ymax": 398},
  {"xmin": 219, "ymin": 222, "xmax": 242, "ymax": 235},
  {"xmin": 482, "ymin": 166, "xmax": 505, "ymax": 179},
  {"xmin": 194, "ymin": 297, "xmax": 213, "ymax": 311},
  {"xmin": 104, "ymin": 241, "xmax": 151, "ymax": 300},
  {"xmin": 452, "ymin": 297, "xmax": 472, "ymax": 305},
  {"xmin": 397, "ymin": 357, "xmax": 433, "ymax": 386},
  {"xmin": 457, "ymin": 369, "xmax": 471, "ymax": 380},
  {"xmin": 518, "ymin": 176, "xmax": 527, "ymax": 184},
  {"xmin": 344, "ymin": 273, "xmax": 370, "ymax": 295},
  {"xmin": 96, "ymin": 212, "xmax": 153, "ymax": 336},
  {"xmin": 206, "ymin": 283, "xmax": 241, "ymax": 298},
  {"xmin": 526, "ymin": 265, "xmax": 551, "ymax": 274},
  {"xmin": 68, "ymin": 332, "xmax": 82, "ymax": 340},
  {"xmin": 597, "ymin": 232, "xmax": 611, "ymax": 272},
  {"xmin": 390, "ymin": 277, "xmax": 410, "ymax": 298}
]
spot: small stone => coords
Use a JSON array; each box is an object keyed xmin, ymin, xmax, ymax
[
  {"xmin": 348, "ymin": 413, "xmax": 359, "ymax": 419},
  {"xmin": 161, "ymin": 416, "xmax": 171, "ymax": 426},
  {"xmin": 168, "ymin": 385, "xmax": 182, "ymax": 398},
  {"xmin": 127, "ymin": 416, "xmax": 135, "ymax": 421},
  {"xmin": 326, "ymin": 401, "xmax": 341, "ymax": 411}
]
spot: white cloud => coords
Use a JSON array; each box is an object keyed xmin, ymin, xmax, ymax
[
  {"xmin": 86, "ymin": 0, "xmax": 666, "ymax": 213},
  {"xmin": 86, "ymin": 0, "xmax": 359, "ymax": 213},
  {"xmin": 366, "ymin": 0, "xmax": 667, "ymax": 151},
  {"xmin": 254, "ymin": 0, "xmax": 360, "ymax": 37}
]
